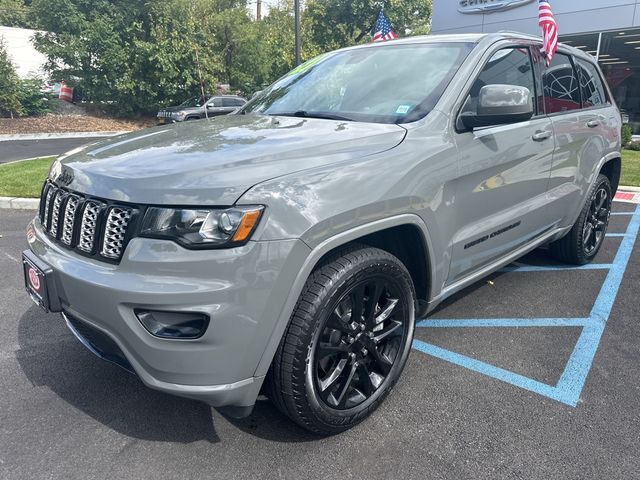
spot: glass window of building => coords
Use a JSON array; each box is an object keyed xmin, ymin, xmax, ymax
[{"xmin": 560, "ymin": 29, "xmax": 640, "ymax": 133}]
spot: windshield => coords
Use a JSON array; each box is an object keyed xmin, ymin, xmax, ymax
[
  {"xmin": 242, "ymin": 42, "xmax": 473, "ymax": 124},
  {"xmin": 179, "ymin": 96, "xmax": 211, "ymax": 107}
]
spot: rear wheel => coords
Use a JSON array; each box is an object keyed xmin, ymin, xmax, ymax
[
  {"xmin": 549, "ymin": 173, "xmax": 612, "ymax": 265},
  {"xmin": 266, "ymin": 246, "xmax": 416, "ymax": 435}
]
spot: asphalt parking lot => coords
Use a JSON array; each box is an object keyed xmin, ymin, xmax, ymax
[
  {"xmin": 1, "ymin": 203, "xmax": 639, "ymax": 480},
  {"xmin": 0, "ymin": 138, "xmax": 103, "ymax": 164}
]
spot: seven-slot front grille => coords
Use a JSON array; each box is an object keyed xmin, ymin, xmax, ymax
[{"xmin": 39, "ymin": 182, "xmax": 135, "ymax": 262}]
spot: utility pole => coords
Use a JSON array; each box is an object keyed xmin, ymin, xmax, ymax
[
  {"xmin": 256, "ymin": 0, "xmax": 262, "ymax": 21},
  {"xmin": 294, "ymin": 0, "xmax": 301, "ymax": 65},
  {"xmin": 194, "ymin": 45, "xmax": 209, "ymax": 119}
]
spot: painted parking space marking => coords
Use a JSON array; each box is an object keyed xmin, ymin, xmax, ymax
[{"xmin": 413, "ymin": 204, "xmax": 640, "ymax": 406}]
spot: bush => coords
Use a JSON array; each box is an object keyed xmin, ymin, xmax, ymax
[
  {"xmin": 0, "ymin": 36, "xmax": 23, "ymax": 117},
  {"xmin": 622, "ymin": 124, "xmax": 633, "ymax": 147},
  {"xmin": 626, "ymin": 140, "xmax": 640, "ymax": 151},
  {"xmin": 17, "ymin": 79, "xmax": 51, "ymax": 116}
]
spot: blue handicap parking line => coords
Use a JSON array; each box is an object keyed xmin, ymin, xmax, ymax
[
  {"xmin": 417, "ymin": 318, "xmax": 590, "ymax": 328},
  {"xmin": 413, "ymin": 205, "xmax": 640, "ymax": 406}
]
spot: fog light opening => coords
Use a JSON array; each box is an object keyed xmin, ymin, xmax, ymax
[{"xmin": 135, "ymin": 309, "xmax": 210, "ymax": 339}]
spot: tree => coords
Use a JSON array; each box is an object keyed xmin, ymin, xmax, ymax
[
  {"xmin": 30, "ymin": 0, "xmax": 228, "ymax": 116},
  {"xmin": 0, "ymin": 36, "xmax": 23, "ymax": 117},
  {"xmin": 0, "ymin": 0, "xmax": 35, "ymax": 29},
  {"xmin": 304, "ymin": 0, "xmax": 431, "ymax": 52}
]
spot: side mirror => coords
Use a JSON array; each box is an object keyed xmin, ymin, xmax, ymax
[
  {"xmin": 461, "ymin": 84, "xmax": 533, "ymax": 130},
  {"xmin": 206, "ymin": 104, "xmax": 215, "ymax": 109}
]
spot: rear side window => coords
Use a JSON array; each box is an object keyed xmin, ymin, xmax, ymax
[
  {"xmin": 575, "ymin": 59, "xmax": 608, "ymax": 108},
  {"xmin": 462, "ymin": 47, "xmax": 537, "ymax": 116},
  {"xmin": 222, "ymin": 97, "xmax": 239, "ymax": 107},
  {"xmin": 542, "ymin": 53, "xmax": 581, "ymax": 114}
]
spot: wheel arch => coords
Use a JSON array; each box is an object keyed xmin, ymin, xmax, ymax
[
  {"xmin": 253, "ymin": 214, "xmax": 436, "ymax": 378},
  {"xmin": 600, "ymin": 155, "xmax": 621, "ymax": 194}
]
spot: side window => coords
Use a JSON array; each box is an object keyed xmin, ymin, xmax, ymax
[
  {"xmin": 575, "ymin": 59, "xmax": 608, "ymax": 108},
  {"xmin": 210, "ymin": 98, "xmax": 223, "ymax": 107},
  {"xmin": 234, "ymin": 98, "xmax": 246, "ymax": 106},
  {"xmin": 542, "ymin": 53, "xmax": 582, "ymax": 113},
  {"xmin": 462, "ymin": 47, "xmax": 536, "ymax": 116},
  {"xmin": 222, "ymin": 97, "xmax": 237, "ymax": 107}
]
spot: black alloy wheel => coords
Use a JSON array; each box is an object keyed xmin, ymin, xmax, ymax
[
  {"xmin": 266, "ymin": 246, "xmax": 416, "ymax": 435},
  {"xmin": 583, "ymin": 185, "xmax": 610, "ymax": 256},
  {"xmin": 313, "ymin": 278, "xmax": 409, "ymax": 410},
  {"xmin": 549, "ymin": 173, "xmax": 612, "ymax": 265}
]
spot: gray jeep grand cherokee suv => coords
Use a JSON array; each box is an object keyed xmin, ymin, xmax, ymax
[{"xmin": 23, "ymin": 33, "xmax": 621, "ymax": 435}]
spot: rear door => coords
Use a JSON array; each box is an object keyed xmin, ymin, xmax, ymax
[
  {"xmin": 448, "ymin": 45, "xmax": 556, "ymax": 283},
  {"xmin": 543, "ymin": 53, "xmax": 618, "ymax": 226}
]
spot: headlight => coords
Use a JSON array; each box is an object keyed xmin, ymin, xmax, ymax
[
  {"xmin": 139, "ymin": 206, "xmax": 264, "ymax": 248},
  {"xmin": 174, "ymin": 110, "xmax": 187, "ymax": 117}
]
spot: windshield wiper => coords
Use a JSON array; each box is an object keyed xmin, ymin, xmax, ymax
[{"xmin": 271, "ymin": 110, "xmax": 353, "ymax": 122}]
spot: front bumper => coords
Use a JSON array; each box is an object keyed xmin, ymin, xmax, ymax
[{"xmin": 26, "ymin": 217, "xmax": 310, "ymax": 408}]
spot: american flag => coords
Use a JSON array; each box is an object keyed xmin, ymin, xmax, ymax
[
  {"xmin": 372, "ymin": 9, "xmax": 397, "ymax": 42},
  {"xmin": 538, "ymin": 1, "xmax": 558, "ymax": 66}
]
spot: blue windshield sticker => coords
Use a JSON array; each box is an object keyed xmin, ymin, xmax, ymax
[{"xmin": 395, "ymin": 105, "xmax": 411, "ymax": 115}]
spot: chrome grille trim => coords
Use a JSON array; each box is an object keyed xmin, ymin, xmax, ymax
[
  {"xmin": 42, "ymin": 186, "xmax": 55, "ymax": 229},
  {"xmin": 101, "ymin": 207, "xmax": 132, "ymax": 259},
  {"xmin": 77, "ymin": 201, "xmax": 102, "ymax": 253},
  {"xmin": 49, "ymin": 191, "xmax": 64, "ymax": 237},
  {"xmin": 38, "ymin": 181, "xmax": 135, "ymax": 262},
  {"xmin": 61, "ymin": 195, "xmax": 80, "ymax": 245}
]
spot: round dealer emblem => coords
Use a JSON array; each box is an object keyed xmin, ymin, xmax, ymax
[{"xmin": 28, "ymin": 267, "xmax": 41, "ymax": 291}]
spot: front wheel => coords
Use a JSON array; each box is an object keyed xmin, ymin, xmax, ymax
[
  {"xmin": 549, "ymin": 173, "xmax": 612, "ymax": 265},
  {"xmin": 266, "ymin": 246, "xmax": 416, "ymax": 435}
]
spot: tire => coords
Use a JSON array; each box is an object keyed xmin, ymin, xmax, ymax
[
  {"xmin": 266, "ymin": 245, "xmax": 416, "ymax": 435},
  {"xmin": 549, "ymin": 173, "xmax": 612, "ymax": 265}
]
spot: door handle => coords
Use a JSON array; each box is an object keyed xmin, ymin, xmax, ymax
[
  {"xmin": 587, "ymin": 119, "xmax": 601, "ymax": 128},
  {"xmin": 532, "ymin": 130, "xmax": 552, "ymax": 141}
]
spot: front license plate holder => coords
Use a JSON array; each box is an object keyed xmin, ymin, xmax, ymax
[{"xmin": 22, "ymin": 250, "xmax": 62, "ymax": 313}]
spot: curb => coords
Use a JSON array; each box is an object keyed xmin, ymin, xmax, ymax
[
  {"xmin": 619, "ymin": 186, "xmax": 640, "ymax": 193},
  {"xmin": 0, "ymin": 196, "xmax": 39, "ymax": 210},
  {"xmin": 0, "ymin": 131, "xmax": 130, "ymax": 142}
]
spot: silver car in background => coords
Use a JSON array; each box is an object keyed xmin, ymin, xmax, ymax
[{"xmin": 23, "ymin": 33, "xmax": 621, "ymax": 435}]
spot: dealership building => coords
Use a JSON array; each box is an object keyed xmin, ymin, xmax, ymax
[{"xmin": 432, "ymin": 0, "xmax": 640, "ymax": 133}]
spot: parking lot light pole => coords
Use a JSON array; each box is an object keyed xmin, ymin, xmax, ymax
[{"xmin": 294, "ymin": 0, "xmax": 301, "ymax": 66}]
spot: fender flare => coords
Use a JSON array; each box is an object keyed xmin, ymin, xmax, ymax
[{"xmin": 253, "ymin": 213, "xmax": 437, "ymax": 377}]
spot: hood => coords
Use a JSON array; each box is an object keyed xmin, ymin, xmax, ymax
[{"xmin": 52, "ymin": 114, "xmax": 406, "ymax": 205}]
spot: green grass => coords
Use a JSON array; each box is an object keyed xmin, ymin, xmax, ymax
[
  {"xmin": 0, "ymin": 150, "xmax": 639, "ymax": 199},
  {"xmin": 0, "ymin": 157, "xmax": 55, "ymax": 198},
  {"xmin": 621, "ymin": 149, "xmax": 640, "ymax": 187}
]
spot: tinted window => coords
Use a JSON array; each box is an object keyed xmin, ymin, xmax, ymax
[
  {"xmin": 211, "ymin": 98, "xmax": 223, "ymax": 107},
  {"xmin": 462, "ymin": 47, "xmax": 536, "ymax": 115},
  {"xmin": 542, "ymin": 53, "xmax": 581, "ymax": 113},
  {"xmin": 222, "ymin": 97, "xmax": 240, "ymax": 107},
  {"xmin": 575, "ymin": 59, "xmax": 608, "ymax": 108}
]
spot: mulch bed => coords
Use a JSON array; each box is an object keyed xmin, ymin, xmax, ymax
[{"xmin": 0, "ymin": 114, "xmax": 155, "ymax": 135}]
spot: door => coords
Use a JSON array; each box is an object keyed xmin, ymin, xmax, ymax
[
  {"xmin": 448, "ymin": 46, "xmax": 556, "ymax": 283},
  {"xmin": 544, "ymin": 54, "xmax": 618, "ymax": 226},
  {"xmin": 205, "ymin": 97, "xmax": 227, "ymax": 116}
]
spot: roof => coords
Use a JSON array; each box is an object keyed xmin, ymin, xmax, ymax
[{"xmin": 341, "ymin": 31, "xmax": 592, "ymax": 62}]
